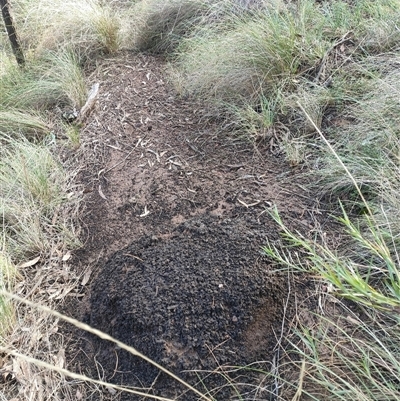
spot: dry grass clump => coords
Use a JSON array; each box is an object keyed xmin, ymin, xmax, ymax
[
  {"xmin": 131, "ymin": 0, "xmax": 211, "ymax": 54},
  {"xmin": 10, "ymin": 0, "xmax": 122, "ymax": 57},
  {"xmin": 320, "ymin": 0, "xmax": 400, "ymax": 51},
  {"xmin": 353, "ymin": 0, "xmax": 400, "ymax": 52},
  {"xmin": 167, "ymin": 0, "xmax": 400, "ymax": 149},
  {"xmin": 0, "ymin": 137, "xmax": 83, "ymax": 399},
  {"xmin": 175, "ymin": 0, "xmax": 331, "ymax": 104},
  {"xmin": 0, "ymin": 50, "xmax": 87, "ymax": 111},
  {"xmin": 127, "ymin": 0, "xmax": 258, "ymax": 55},
  {"xmin": 0, "ymin": 138, "xmax": 82, "ymax": 260},
  {"xmin": 0, "ymin": 111, "xmax": 49, "ymax": 138},
  {"xmin": 314, "ymin": 56, "xmax": 400, "ymax": 208},
  {"xmin": 263, "ymin": 48, "xmax": 400, "ymax": 396},
  {"xmin": 168, "ymin": 0, "xmax": 344, "ymax": 146},
  {"xmin": 255, "ymin": 3, "xmax": 400, "ymax": 392},
  {"xmin": 0, "ymin": 2, "xmax": 106, "ymax": 399},
  {"xmin": 0, "ymin": 135, "xmax": 83, "ymax": 400},
  {"xmin": 265, "ymin": 205, "xmax": 400, "ymax": 400},
  {"xmin": 0, "ymin": 49, "xmax": 87, "ymax": 144},
  {"xmin": 0, "ymin": 2, "xmax": 120, "ymax": 400}
]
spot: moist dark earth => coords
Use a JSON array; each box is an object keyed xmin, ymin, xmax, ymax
[
  {"xmin": 88, "ymin": 216, "xmax": 288, "ymax": 400},
  {"xmin": 64, "ymin": 52, "xmax": 324, "ymax": 400}
]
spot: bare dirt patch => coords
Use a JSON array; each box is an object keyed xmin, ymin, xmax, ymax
[{"xmin": 63, "ymin": 52, "xmax": 321, "ymax": 400}]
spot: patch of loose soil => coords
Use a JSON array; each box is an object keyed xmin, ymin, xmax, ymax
[
  {"xmin": 87, "ymin": 215, "xmax": 288, "ymax": 400},
  {"xmin": 64, "ymin": 53, "xmax": 321, "ymax": 400}
]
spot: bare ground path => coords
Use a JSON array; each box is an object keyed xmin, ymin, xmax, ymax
[{"xmin": 64, "ymin": 52, "xmax": 321, "ymax": 400}]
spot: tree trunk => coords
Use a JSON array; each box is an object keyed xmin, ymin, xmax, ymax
[{"xmin": 0, "ymin": 0, "xmax": 25, "ymax": 66}]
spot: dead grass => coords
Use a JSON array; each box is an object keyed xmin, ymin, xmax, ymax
[
  {"xmin": 0, "ymin": 50, "xmax": 88, "ymax": 115},
  {"xmin": 315, "ymin": 55, "xmax": 400, "ymax": 192},
  {"xmin": 0, "ymin": 1, "xmax": 116, "ymax": 398},
  {"xmin": 0, "ymin": 138, "xmax": 82, "ymax": 258},
  {"xmin": 0, "ymin": 1, "xmax": 124, "ymax": 400},
  {"xmin": 1, "ymin": 291, "xmax": 215, "ymax": 401},
  {"xmin": 263, "ymin": 82, "xmax": 400, "ymax": 399},
  {"xmin": 0, "ymin": 134, "xmax": 85, "ymax": 400},
  {"xmin": 169, "ymin": 0, "xmax": 400, "ymax": 158},
  {"xmin": 131, "ymin": 0, "xmax": 211, "ymax": 54},
  {"xmin": 0, "ymin": 111, "xmax": 49, "ymax": 138},
  {"xmin": 11, "ymin": 0, "xmax": 122, "ymax": 57}
]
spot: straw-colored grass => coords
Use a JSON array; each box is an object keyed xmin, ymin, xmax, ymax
[
  {"xmin": 0, "ymin": 1, "xmax": 125, "ymax": 400},
  {"xmin": 0, "ymin": 138, "xmax": 82, "ymax": 260},
  {"xmin": 0, "ymin": 50, "xmax": 87, "ymax": 111},
  {"xmin": 10, "ymin": 0, "xmax": 122, "ymax": 57},
  {"xmin": 315, "ymin": 56, "xmax": 400, "ymax": 197},
  {"xmin": 0, "ymin": 110, "xmax": 49, "ymax": 137},
  {"xmin": 175, "ymin": 0, "xmax": 330, "ymax": 103},
  {"xmin": 170, "ymin": 0, "xmax": 400, "ymax": 152},
  {"xmin": 262, "ymin": 63, "xmax": 400, "ymax": 398},
  {"xmin": 0, "ymin": 136, "xmax": 82, "ymax": 399},
  {"xmin": 264, "ymin": 204, "xmax": 400, "ymax": 400},
  {"xmin": 131, "ymin": 0, "xmax": 210, "ymax": 54}
]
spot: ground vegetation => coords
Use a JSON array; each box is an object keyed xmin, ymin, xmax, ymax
[{"xmin": 1, "ymin": 0, "xmax": 400, "ymax": 400}]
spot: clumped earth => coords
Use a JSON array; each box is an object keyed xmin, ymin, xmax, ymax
[
  {"xmin": 65, "ymin": 52, "xmax": 321, "ymax": 400},
  {"xmin": 88, "ymin": 215, "xmax": 287, "ymax": 400}
]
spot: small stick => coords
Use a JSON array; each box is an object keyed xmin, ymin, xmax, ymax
[
  {"xmin": 123, "ymin": 254, "xmax": 144, "ymax": 262},
  {"xmin": 238, "ymin": 199, "xmax": 260, "ymax": 208},
  {"xmin": 77, "ymin": 83, "xmax": 100, "ymax": 123}
]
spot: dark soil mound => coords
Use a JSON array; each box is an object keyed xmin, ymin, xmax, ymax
[{"xmin": 87, "ymin": 213, "xmax": 287, "ymax": 400}]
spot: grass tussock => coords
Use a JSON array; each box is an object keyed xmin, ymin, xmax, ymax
[
  {"xmin": 316, "ymin": 56, "xmax": 400, "ymax": 195},
  {"xmin": 0, "ymin": 50, "xmax": 87, "ymax": 111},
  {"xmin": 0, "ymin": 110, "xmax": 49, "ymax": 137},
  {"xmin": 176, "ymin": 1, "xmax": 342, "ymax": 93},
  {"xmin": 0, "ymin": 0, "xmax": 121, "ymax": 400},
  {"xmin": 0, "ymin": 49, "xmax": 87, "ymax": 146},
  {"xmin": 0, "ymin": 138, "xmax": 82, "ymax": 260},
  {"xmin": 0, "ymin": 0, "xmax": 105, "ymax": 398},
  {"xmin": 132, "ymin": 0, "xmax": 211, "ymax": 54},
  {"xmin": 262, "ymin": 44, "xmax": 400, "ymax": 396},
  {"xmin": 265, "ymin": 206, "xmax": 400, "ymax": 400},
  {"xmin": 166, "ymin": 0, "xmax": 400, "ymax": 143},
  {"xmin": 0, "ymin": 137, "xmax": 82, "ymax": 399},
  {"xmin": 10, "ymin": 0, "xmax": 122, "ymax": 57},
  {"xmin": 175, "ymin": 1, "xmax": 329, "ymax": 102}
]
